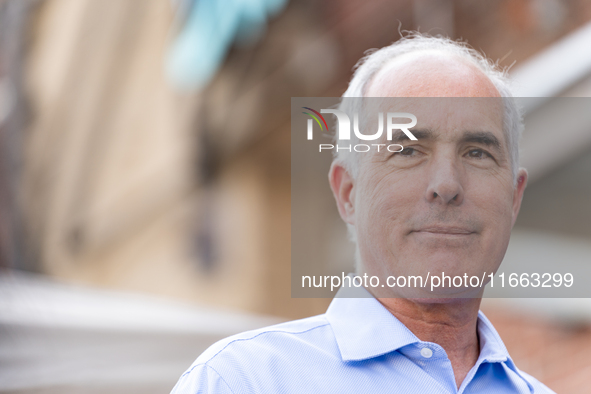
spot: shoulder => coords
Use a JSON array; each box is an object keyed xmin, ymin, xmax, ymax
[
  {"xmin": 518, "ymin": 370, "xmax": 557, "ymax": 394},
  {"xmin": 172, "ymin": 314, "xmax": 336, "ymax": 393},
  {"xmin": 195, "ymin": 313, "xmax": 331, "ymax": 364}
]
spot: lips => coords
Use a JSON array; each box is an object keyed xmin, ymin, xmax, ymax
[{"xmin": 413, "ymin": 226, "xmax": 475, "ymax": 235}]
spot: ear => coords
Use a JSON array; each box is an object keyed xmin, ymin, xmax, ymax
[
  {"xmin": 511, "ymin": 168, "xmax": 528, "ymax": 227},
  {"xmin": 329, "ymin": 161, "xmax": 356, "ymax": 225}
]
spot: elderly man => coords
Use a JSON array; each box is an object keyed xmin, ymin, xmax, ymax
[{"xmin": 171, "ymin": 34, "xmax": 554, "ymax": 394}]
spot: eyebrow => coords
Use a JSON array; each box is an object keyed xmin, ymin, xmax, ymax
[
  {"xmin": 389, "ymin": 129, "xmax": 434, "ymax": 144},
  {"xmin": 460, "ymin": 131, "xmax": 501, "ymax": 151},
  {"xmin": 389, "ymin": 129, "xmax": 502, "ymax": 151}
]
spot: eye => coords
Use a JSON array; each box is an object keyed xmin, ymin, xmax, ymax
[
  {"xmin": 399, "ymin": 147, "xmax": 416, "ymax": 156},
  {"xmin": 466, "ymin": 149, "xmax": 491, "ymax": 159}
]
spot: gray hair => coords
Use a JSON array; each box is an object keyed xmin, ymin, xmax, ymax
[{"xmin": 334, "ymin": 33, "xmax": 523, "ymax": 245}]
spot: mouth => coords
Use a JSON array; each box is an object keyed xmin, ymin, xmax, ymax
[{"xmin": 412, "ymin": 226, "xmax": 476, "ymax": 236}]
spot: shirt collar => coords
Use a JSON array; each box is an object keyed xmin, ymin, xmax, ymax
[
  {"xmin": 325, "ymin": 284, "xmax": 534, "ymax": 392},
  {"xmin": 476, "ymin": 310, "xmax": 510, "ymax": 363},
  {"xmin": 476, "ymin": 310, "xmax": 534, "ymax": 393},
  {"xmin": 325, "ymin": 285, "xmax": 420, "ymax": 361}
]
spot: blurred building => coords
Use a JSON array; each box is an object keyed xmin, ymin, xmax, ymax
[{"xmin": 1, "ymin": 0, "xmax": 591, "ymax": 392}]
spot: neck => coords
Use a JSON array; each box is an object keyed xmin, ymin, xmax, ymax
[{"xmin": 377, "ymin": 296, "xmax": 481, "ymax": 388}]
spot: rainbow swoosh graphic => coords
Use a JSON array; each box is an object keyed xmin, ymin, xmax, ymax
[{"xmin": 302, "ymin": 107, "xmax": 328, "ymax": 131}]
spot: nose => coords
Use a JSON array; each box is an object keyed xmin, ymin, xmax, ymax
[{"xmin": 425, "ymin": 156, "xmax": 464, "ymax": 205}]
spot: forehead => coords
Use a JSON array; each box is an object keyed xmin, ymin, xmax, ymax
[
  {"xmin": 366, "ymin": 51, "xmax": 501, "ymax": 99},
  {"xmin": 360, "ymin": 97, "xmax": 505, "ymax": 147},
  {"xmin": 401, "ymin": 97, "xmax": 502, "ymax": 134}
]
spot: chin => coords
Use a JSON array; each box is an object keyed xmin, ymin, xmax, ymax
[
  {"xmin": 427, "ymin": 251, "xmax": 486, "ymax": 270},
  {"xmin": 408, "ymin": 297, "xmax": 467, "ymax": 304},
  {"xmin": 383, "ymin": 285, "xmax": 484, "ymax": 301}
]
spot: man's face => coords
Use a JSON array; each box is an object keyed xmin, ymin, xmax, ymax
[
  {"xmin": 357, "ymin": 98, "xmax": 512, "ymax": 296},
  {"xmin": 330, "ymin": 53, "xmax": 527, "ymax": 298}
]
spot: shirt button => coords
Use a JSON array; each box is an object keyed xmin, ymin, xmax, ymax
[{"xmin": 420, "ymin": 347, "xmax": 433, "ymax": 358}]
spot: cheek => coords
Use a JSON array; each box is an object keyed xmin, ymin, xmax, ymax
[
  {"xmin": 472, "ymin": 176, "xmax": 515, "ymax": 229},
  {"xmin": 357, "ymin": 171, "xmax": 423, "ymax": 232}
]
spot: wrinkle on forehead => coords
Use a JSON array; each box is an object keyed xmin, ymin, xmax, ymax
[{"xmin": 366, "ymin": 51, "xmax": 501, "ymax": 98}]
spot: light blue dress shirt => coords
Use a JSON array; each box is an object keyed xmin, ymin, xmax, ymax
[{"xmin": 171, "ymin": 287, "xmax": 555, "ymax": 393}]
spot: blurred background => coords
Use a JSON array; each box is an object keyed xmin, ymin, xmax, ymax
[{"xmin": 1, "ymin": 0, "xmax": 591, "ymax": 392}]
